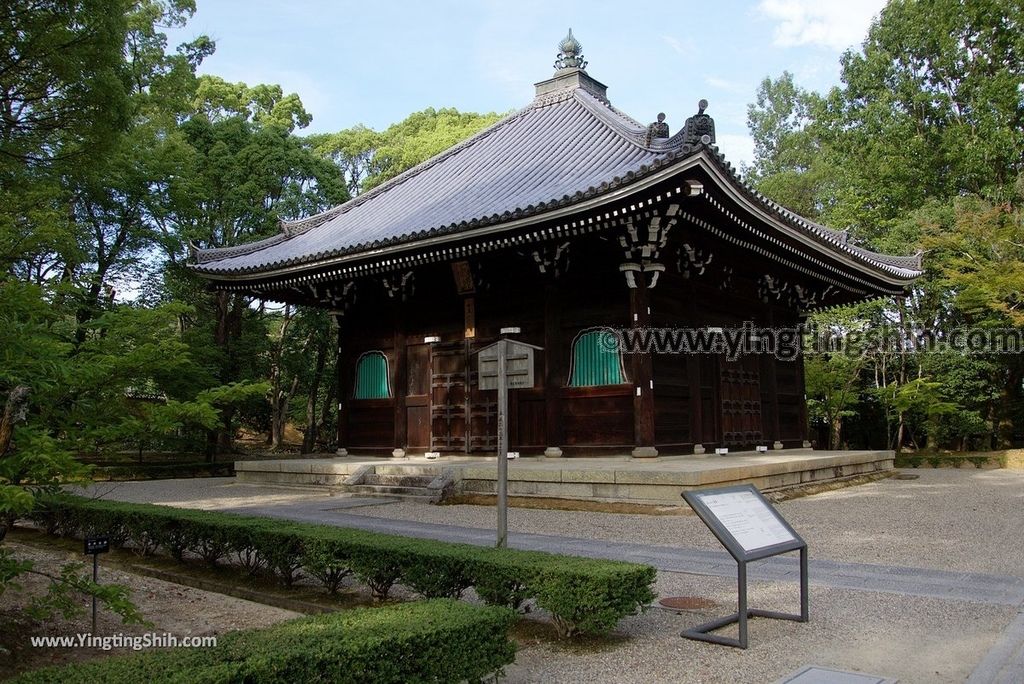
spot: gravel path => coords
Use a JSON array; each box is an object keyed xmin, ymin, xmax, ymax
[
  {"xmin": 507, "ymin": 573, "xmax": 1015, "ymax": 684},
  {"xmin": 70, "ymin": 467, "xmax": 1024, "ymax": 682},
  {"xmin": 75, "ymin": 468, "xmax": 1024, "ymax": 577}
]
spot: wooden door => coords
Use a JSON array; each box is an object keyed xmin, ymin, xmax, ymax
[
  {"xmin": 467, "ymin": 337, "xmax": 498, "ymax": 453},
  {"xmin": 406, "ymin": 342, "xmax": 431, "ymax": 450},
  {"xmin": 430, "ymin": 342, "xmax": 467, "ymax": 452},
  {"xmin": 720, "ymin": 356, "xmax": 763, "ymax": 447}
]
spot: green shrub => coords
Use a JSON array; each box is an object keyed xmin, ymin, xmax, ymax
[
  {"xmin": 28, "ymin": 495, "xmax": 656, "ymax": 636},
  {"xmin": 347, "ymin": 540, "xmax": 405, "ymax": 600},
  {"xmin": 531, "ymin": 560, "xmax": 656, "ymax": 637},
  {"xmin": 247, "ymin": 522, "xmax": 305, "ymax": 586},
  {"xmin": 300, "ymin": 535, "xmax": 352, "ymax": 594},
  {"xmin": 11, "ymin": 600, "xmax": 516, "ymax": 684},
  {"xmin": 968, "ymin": 456, "xmax": 989, "ymax": 469},
  {"xmin": 399, "ymin": 546, "xmax": 474, "ymax": 599},
  {"xmin": 92, "ymin": 462, "xmax": 234, "ymax": 481}
]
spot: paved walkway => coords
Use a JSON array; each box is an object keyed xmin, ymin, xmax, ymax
[{"xmin": 222, "ymin": 497, "xmax": 1024, "ymax": 607}]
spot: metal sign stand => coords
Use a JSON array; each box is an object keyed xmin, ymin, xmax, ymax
[
  {"xmin": 476, "ymin": 335, "xmax": 541, "ymax": 548},
  {"xmin": 84, "ymin": 535, "xmax": 110, "ymax": 634},
  {"xmin": 680, "ymin": 484, "xmax": 808, "ymax": 649}
]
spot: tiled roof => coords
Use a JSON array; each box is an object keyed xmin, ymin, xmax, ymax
[
  {"xmin": 191, "ymin": 76, "xmax": 922, "ymax": 285},
  {"xmin": 192, "ymin": 86, "xmax": 675, "ymax": 273}
]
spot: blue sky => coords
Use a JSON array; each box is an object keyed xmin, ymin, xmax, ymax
[{"xmin": 170, "ymin": 0, "xmax": 887, "ymax": 168}]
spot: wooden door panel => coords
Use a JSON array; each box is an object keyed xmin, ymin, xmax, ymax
[
  {"xmin": 430, "ymin": 342, "xmax": 466, "ymax": 451},
  {"xmin": 720, "ymin": 356, "xmax": 763, "ymax": 447}
]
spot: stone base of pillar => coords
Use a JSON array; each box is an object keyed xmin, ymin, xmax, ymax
[
  {"xmin": 693, "ymin": 443, "xmax": 706, "ymax": 455},
  {"xmin": 802, "ymin": 440, "xmax": 812, "ymax": 449},
  {"xmin": 773, "ymin": 441, "xmax": 785, "ymax": 450},
  {"xmin": 631, "ymin": 446, "xmax": 659, "ymax": 459},
  {"xmin": 391, "ymin": 448, "xmax": 406, "ymax": 459},
  {"xmin": 335, "ymin": 448, "xmax": 348, "ymax": 457},
  {"xmin": 543, "ymin": 446, "xmax": 563, "ymax": 458}
]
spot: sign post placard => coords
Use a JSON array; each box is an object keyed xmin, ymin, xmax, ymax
[
  {"xmin": 681, "ymin": 484, "xmax": 808, "ymax": 649},
  {"xmin": 476, "ymin": 338, "xmax": 541, "ymax": 548}
]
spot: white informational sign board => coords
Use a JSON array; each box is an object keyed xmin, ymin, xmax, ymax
[
  {"xmin": 694, "ymin": 490, "xmax": 796, "ymax": 552},
  {"xmin": 681, "ymin": 484, "xmax": 808, "ymax": 649}
]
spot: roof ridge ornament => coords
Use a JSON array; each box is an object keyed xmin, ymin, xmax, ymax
[
  {"xmin": 554, "ymin": 28, "xmax": 587, "ymax": 72},
  {"xmin": 682, "ymin": 99, "xmax": 716, "ymax": 146}
]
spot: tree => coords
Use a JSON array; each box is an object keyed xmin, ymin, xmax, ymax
[
  {"xmin": 154, "ymin": 79, "xmax": 347, "ymax": 454},
  {"xmin": 363, "ymin": 107, "xmax": 501, "ymax": 190}
]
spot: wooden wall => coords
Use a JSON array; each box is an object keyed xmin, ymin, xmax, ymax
[{"xmin": 337, "ymin": 214, "xmax": 812, "ymax": 455}]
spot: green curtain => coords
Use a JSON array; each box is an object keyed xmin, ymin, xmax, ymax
[
  {"xmin": 353, "ymin": 351, "xmax": 391, "ymax": 399},
  {"xmin": 569, "ymin": 330, "xmax": 624, "ymax": 387}
]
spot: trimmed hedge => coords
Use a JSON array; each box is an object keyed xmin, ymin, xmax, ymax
[
  {"xmin": 31, "ymin": 495, "xmax": 655, "ymax": 636},
  {"xmin": 91, "ymin": 462, "xmax": 234, "ymax": 481},
  {"xmin": 12, "ymin": 599, "xmax": 516, "ymax": 683}
]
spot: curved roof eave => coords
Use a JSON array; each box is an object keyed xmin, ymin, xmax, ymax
[{"xmin": 191, "ymin": 147, "xmax": 922, "ymax": 289}]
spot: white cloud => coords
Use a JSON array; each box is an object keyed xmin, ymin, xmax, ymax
[
  {"xmin": 661, "ymin": 34, "xmax": 696, "ymax": 58},
  {"xmin": 705, "ymin": 76, "xmax": 745, "ymax": 94},
  {"xmin": 714, "ymin": 133, "xmax": 755, "ymax": 170},
  {"xmin": 757, "ymin": 0, "xmax": 887, "ymax": 51}
]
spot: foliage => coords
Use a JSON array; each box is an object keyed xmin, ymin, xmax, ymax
[
  {"xmin": 748, "ymin": 0, "xmax": 1024, "ymax": 450},
  {"xmin": 31, "ymin": 495, "xmax": 657, "ymax": 636},
  {"xmin": 313, "ymin": 107, "xmax": 502, "ymax": 195},
  {"xmin": 11, "ymin": 599, "xmax": 516, "ymax": 684}
]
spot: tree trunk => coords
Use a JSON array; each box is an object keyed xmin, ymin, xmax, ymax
[
  {"xmin": 301, "ymin": 342, "xmax": 326, "ymax": 454},
  {"xmin": 830, "ymin": 415, "xmax": 842, "ymax": 451},
  {"xmin": 998, "ymin": 364, "xmax": 1023, "ymax": 448},
  {"xmin": 1, "ymin": 386, "xmax": 31, "ymax": 457},
  {"xmin": 271, "ymin": 377, "xmax": 299, "ymax": 449},
  {"xmin": 319, "ymin": 384, "xmax": 336, "ymax": 451}
]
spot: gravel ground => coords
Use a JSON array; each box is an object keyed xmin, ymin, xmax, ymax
[
  {"xmin": 75, "ymin": 469, "xmax": 1024, "ymax": 577},
  {"xmin": 507, "ymin": 573, "xmax": 1015, "ymax": 684},
  {"xmin": 339, "ymin": 468, "xmax": 1024, "ymax": 578},
  {"xmin": 69, "ymin": 468, "xmax": 1024, "ymax": 682}
]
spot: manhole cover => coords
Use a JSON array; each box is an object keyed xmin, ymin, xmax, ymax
[{"xmin": 657, "ymin": 596, "xmax": 717, "ymax": 611}]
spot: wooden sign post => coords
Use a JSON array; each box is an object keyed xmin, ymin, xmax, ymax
[{"xmin": 477, "ymin": 337, "xmax": 541, "ymax": 548}]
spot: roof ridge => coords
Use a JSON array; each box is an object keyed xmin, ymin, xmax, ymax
[{"xmin": 570, "ymin": 89, "xmax": 669, "ymax": 151}]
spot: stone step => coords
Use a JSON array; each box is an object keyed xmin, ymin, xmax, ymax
[
  {"xmin": 346, "ymin": 484, "xmax": 436, "ymax": 499},
  {"xmin": 363, "ymin": 474, "xmax": 435, "ymax": 487},
  {"xmin": 373, "ymin": 465, "xmax": 441, "ymax": 477}
]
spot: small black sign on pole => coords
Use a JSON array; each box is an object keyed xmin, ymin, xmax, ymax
[
  {"xmin": 680, "ymin": 484, "xmax": 808, "ymax": 649},
  {"xmin": 83, "ymin": 535, "xmax": 110, "ymax": 634}
]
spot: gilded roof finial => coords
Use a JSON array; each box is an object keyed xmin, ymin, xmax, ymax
[{"xmin": 554, "ymin": 28, "xmax": 587, "ymax": 72}]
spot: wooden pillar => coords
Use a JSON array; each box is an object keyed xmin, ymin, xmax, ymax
[
  {"xmin": 630, "ymin": 281, "xmax": 657, "ymax": 458},
  {"xmin": 392, "ymin": 304, "xmax": 408, "ymax": 458},
  {"xmin": 335, "ymin": 315, "xmax": 350, "ymax": 455},
  {"xmin": 685, "ymin": 287, "xmax": 705, "ymax": 454},
  {"xmin": 762, "ymin": 306, "xmax": 782, "ymax": 449},
  {"xmin": 543, "ymin": 282, "xmax": 563, "ymax": 457},
  {"xmin": 797, "ymin": 338, "xmax": 811, "ymax": 448}
]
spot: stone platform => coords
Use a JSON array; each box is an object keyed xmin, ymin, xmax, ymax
[{"xmin": 234, "ymin": 449, "xmax": 894, "ymax": 506}]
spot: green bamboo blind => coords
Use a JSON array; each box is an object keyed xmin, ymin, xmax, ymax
[
  {"xmin": 353, "ymin": 351, "xmax": 391, "ymax": 399},
  {"xmin": 568, "ymin": 330, "xmax": 625, "ymax": 387}
]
